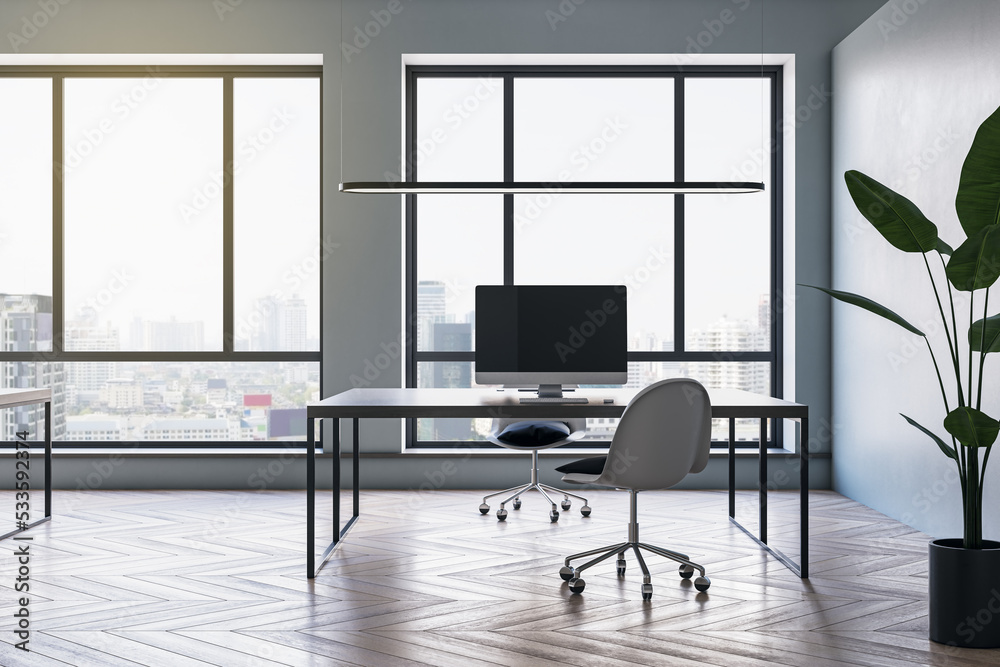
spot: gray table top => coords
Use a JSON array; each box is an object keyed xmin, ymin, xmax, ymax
[
  {"xmin": 0, "ymin": 387, "xmax": 52, "ymax": 410},
  {"xmin": 308, "ymin": 387, "xmax": 807, "ymax": 420}
]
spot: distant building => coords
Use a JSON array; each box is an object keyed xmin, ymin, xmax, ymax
[
  {"xmin": 431, "ymin": 322, "xmax": 472, "ymax": 440},
  {"xmin": 206, "ymin": 378, "xmax": 228, "ymax": 405},
  {"xmin": 144, "ymin": 318, "xmax": 205, "ymax": 351},
  {"xmin": 685, "ymin": 316, "xmax": 769, "ymax": 396},
  {"xmin": 65, "ymin": 308, "xmax": 120, "ymax": 407},
  {"xmin": 280, "ymin": 296, "xmax": 308, "ymax": 351},
  {"xmin": 268, "ymin": 408, "xmax": 306, "ymax": 440},
  {"xmin": 0, "ymin": 294, "xmax": 67, "ymax": 440},
  {"xmin": 417, "ymin": 280, "xmax": 449, "ymax": 357},
  {"xmin": 100, "ymin": 378, "xmax": 144, "ymax": 411},
  {"xmin": 248, "ymin": 295, "xmax": 309, "ymax": 351},
  {"xmin": 65, "ymin": 415, "xmax": 125, "ymax": 441},
  {"xmin": 143, "ymin": 418, "xmax": 232, "ymax": 441}
]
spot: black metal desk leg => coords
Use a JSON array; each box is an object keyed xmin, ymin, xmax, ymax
[
  {"xmin": 800, "ymin": 416, "xmax": 809, "ymax": 578},
  {"xmin": 728, "ymin": 417, "xmax": 736, "ymax": 518},
  {"xmin": 307, "ymin": 417, "xmax": 316, "ymax": 578},
  {"xmin": 44, "ymin": 400, "xmax": 51, "ymax": 518},
  {"xmin": 759, "ymin": 417, "xmax": 767, "ymax": 544},
  {"xmin": 333, "ymin": 418, "xmax": 340, "ymax": 545},
  {"xmin": 353, "ymin": 418, "xmax": 359, "ymax": 517}
]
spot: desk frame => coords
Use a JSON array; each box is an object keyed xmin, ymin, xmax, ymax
[
  {"xmin": 1, "ymin": 389, "xmax": 52, "ymax": 541},
  {"xmin": 307, "ymin": 388, "xmax": 807, "ymax": 579}
]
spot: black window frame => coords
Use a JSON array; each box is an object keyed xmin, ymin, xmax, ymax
[
  {"xmin": 0, "ymin": 65, "xmax": 323, "ymax": 449},
  {"xmin": 405, "ymin": 64, "xmax": 783, "ymax": 449}
]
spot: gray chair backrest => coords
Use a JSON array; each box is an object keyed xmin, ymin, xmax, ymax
[{"xmin": 590, "ymin": 378, "xmax": 711, "ymax": 491}]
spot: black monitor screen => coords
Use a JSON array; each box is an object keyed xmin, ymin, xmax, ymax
[{"xmin": 475, "ymin": 285, "xmax": 627, "ymax": 386}]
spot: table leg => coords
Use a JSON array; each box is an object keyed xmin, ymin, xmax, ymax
[
  {"xmin": 307, "ymin": 417, "xmax": 315, "ymax": 578},
  {"xmin": 353, "ymin": 417, "xmax": 359, "ymax": 518},
  {"xmin": 333, "ymin": 418, "xmax": 340, "ymax": 546},
  {"xmin": 728, "ymin": 415, "xmax": 807, "ymax": 578},
  {"xmin": 45, "ymin": 400, "xmax": 51, "ymax": 518},
  {"xmin": 800, "ymin": 416, "xmax": 809, "ymax": 578},
  {"xmin": 759, "ymin": 417, "xmax": 767, "ymax": 544},
  {"xmin": 728, "ymin": 417, "xmax": 736, "ymax": 518}
]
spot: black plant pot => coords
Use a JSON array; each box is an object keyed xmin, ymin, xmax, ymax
[{"xmin": 929, "ymin": 538, "xmax": 1000, "ymax": 648}]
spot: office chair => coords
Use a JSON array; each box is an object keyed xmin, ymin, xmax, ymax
[
  {"xmin": 478, "ymin": 417, "xmax": 591, "ymax": 522},
  {"xmin": 557, "ymin": 378, "xmax": 712, "ymax": 599}
]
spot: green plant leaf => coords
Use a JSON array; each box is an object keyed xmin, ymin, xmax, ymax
[
  {"xmin": 943, "ymin": 407, "xmax": 1000, "ymax": 449},
  {"xmin": 956, "ymin": 104, "xmax": 1000, "ymax": 237},
  {"xmin": 969, "ymin": 314, "xmax": 1000, "ymax": 353},
  {"xmin": 945, "ymin": 225, "xmax": 1000, "ymax": 291},
  {"xmin": 844, "ymin": 170, "xmax": 939, "ymax": 253},
  {"xmin": 802, "ymin": 285, "xmax": 925, "ymax": 336},
  {"xmin": 936, "ymin": 238, "xmax": 954, "ymax": 256},
  {"xmin": 902, "ymin": 414, "xmax": 958, "ymax": 461}
]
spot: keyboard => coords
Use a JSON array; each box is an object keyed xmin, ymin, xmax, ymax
[{"xmin": 519, "ymin": 397, "xmax": 589, "ymax": 404}]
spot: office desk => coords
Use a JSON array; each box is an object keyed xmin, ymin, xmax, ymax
[
  {"xmin": 307, "ymin": 387, "xmax": 808, "ymax": 579},
  {"xmin": 1, "ymin": 388, "xmax": 52, "ymax": 541}
]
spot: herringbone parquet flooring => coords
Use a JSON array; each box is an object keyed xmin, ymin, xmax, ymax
[{"xmin": 0, "ymin": 487, "xmax": 994, "ymax": 666}]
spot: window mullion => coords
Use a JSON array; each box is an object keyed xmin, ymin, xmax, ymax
[
  {"xmin": 52, "ymin": 76, "xmax": 64, "ymax": 354},
  {"xmin": 674, "ymin": 74, "xmax": 685, "ymax": 353},
  {"xmin": 222, "ymin": 75, "xmax": 234, "ymax": 353},
  {"xmin": 504, "ymin": 74, "xmax": 514, "ymax": 285}
]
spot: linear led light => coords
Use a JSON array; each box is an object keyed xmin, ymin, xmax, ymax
[{"xmin": 339, "ymin": 181, "xmax": 765, "ymax": 195}]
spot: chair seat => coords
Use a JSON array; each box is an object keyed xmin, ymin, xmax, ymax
[
  {"xmin": 561, "ymin": 472, "xmax": 602, "ymax": 485},
  {"xmin": 495, "ymin": 421, "xmax": 572, "ymax": 450}
]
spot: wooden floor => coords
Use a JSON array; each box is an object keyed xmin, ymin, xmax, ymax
[{"xmin": 0, "ymin": 487, "xmax": 996, "ymax": 666}]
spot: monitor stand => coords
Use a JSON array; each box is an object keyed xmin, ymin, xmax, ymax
[{"xmin": 536, "ymin": 384, "xmax": 564, "ymax": 398}]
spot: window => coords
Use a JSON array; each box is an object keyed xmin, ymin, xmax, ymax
[
  {"xmin": 406, "ymin": 65, "xmax": 781, "ymax": 448},
  {"xmin": 0, "ymin": 66, "xmax": 321, "ymax": 446}
]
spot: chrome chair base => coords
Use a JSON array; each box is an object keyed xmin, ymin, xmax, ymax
[
  {"xmin": 558, "ymin": 490, "xmax": 710, "ymax": 598},
  {"xmin": 478, "ymin": 450, "xmax": 591, "ymax": 522}
]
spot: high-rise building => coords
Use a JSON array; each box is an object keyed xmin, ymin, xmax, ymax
[
  {"xmin": 0, "ymin": 294, "xmax": 67, "ymax": 440},
  {"xmin": 250, "ymin": 295, "xmax": 281, "ymax": 350},
  {"xmin": 417, "ymin": 280, "xmax": 448, "ymax": 354},
  {"xmin": 280, "ymin": 296, "xmax": 308, "ymax": 350},
  {"xmin": 100, "ymin": 377, "xmax": 144, "ymax": 411},
  {"xmin": 430, "ymin": 322, "xmax": 472, "ymax": 440},
  {"xmin": 758, "ymin": 294, "xmax": 772, "ymax": 342},
  {"xmin": 144, "ymin": 318, "xmax": 205, "ymax": 351},
  {"xmin": 248, "ymin": 295, "xmax": 308, "ymax": 351},
  {"xmin": 685, "ymin": 317, "xmax": 769, "ymax": 395},
  {"xmin": 65, "ymin": 307, "xmax": 120, "ymax": 407}
]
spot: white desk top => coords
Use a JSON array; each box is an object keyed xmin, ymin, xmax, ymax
[
  {"xmin": 309, "ymin": 387, "xmax": 806, "ymax": 420},
  {"xmin": 0, "ymin": 387, "xmax": 52, "ymax": 409}
]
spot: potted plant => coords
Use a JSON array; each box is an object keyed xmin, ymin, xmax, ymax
[{"xmin": 813, "ymin": 103, "xmax": 1000, "ymax": 648}]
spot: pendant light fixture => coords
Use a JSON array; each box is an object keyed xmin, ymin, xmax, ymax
[
  {"xmin": 338, "ymin": 3, "xmax": 766, "ymax": 196},
  {"xmin": 339, "ymin": 181, "xmax": 764, "ymax": 194}
]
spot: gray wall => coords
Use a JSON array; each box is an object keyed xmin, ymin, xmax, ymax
[
  {"xmin": 832, "ymin": 0, "xmax": 1000, "ymax": 538},
  {"xmin": 0, "ymin": 0, "xmax": 885, "ymax": 490}
]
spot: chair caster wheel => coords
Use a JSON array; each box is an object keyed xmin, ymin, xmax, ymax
[
  {"xmin": 641, "ymin": 583, "xmax": 653, "ymax": 601},
  {"xmin": 694, "ymin": 576, "xmax": 711, "ymax": 592},
  {"xmin": 561, "ymin": 499, "xmax": 571, "ymax": 511},
  {"xmin": 479, "ymin": 503, "xmax": 490, "ymax": 515},
  {"xmin": 679, "ymin": 564, "xmax": 694, "ymax": 579},
  {"xmin": 616, "ymin": 559, "xmax": 626, "ymax": 577},
  {"xmin": 497, "ymin": 509, "xmax": 508, "ymax": 521},
  {"xmin": 580, "ymin": 505, "xmax": 591, "ymax": 517},
  {"xmin": 568, "ymin": 577, "xmax": 586, "ymax": 594},
  {"xmin": 513, "ymin": 498, "xmax": 521, "ymax": 510},
  {"xmin": 549, "ymin": 510, "xmax": 559, "ymax": 522},
  {"xmin": 559, "ymin": 566, "xmax": 575, "ymax": 581}
]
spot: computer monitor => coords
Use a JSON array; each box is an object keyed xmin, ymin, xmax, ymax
[{"xmin": 475, "ymin": 285, "xmax": 627, "ymax": 396}]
